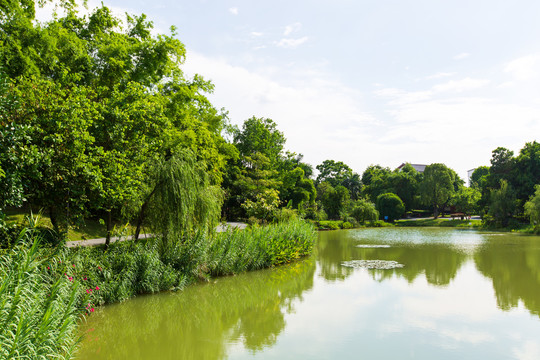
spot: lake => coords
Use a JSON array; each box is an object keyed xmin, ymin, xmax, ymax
[{"xmin": 75, "ymin": 227, "xmax": 540, "ymax": 359}]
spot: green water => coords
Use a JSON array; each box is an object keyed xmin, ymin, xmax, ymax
[{"xmin": 75, "ymin": 228, "xmax": 540, "ymax": 359}]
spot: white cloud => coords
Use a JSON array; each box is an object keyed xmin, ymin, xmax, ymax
[
  {"xmin": 276, "ymin": 36, "xmax": 309, "ymax": 49},
  {"xmin": 453, "ymin": 52, "xmax": 470, "ymax": 60},
  {"xmin": 284, "ymin": 22, "xmax": 302, "ymax": 36},
  {"xmin": 432, "ymin": 77, "xmax": 490, "ymax": 93},
  {"xmin": 250, "ymin": 32, "xmax": 263, "ymax": 37},
  {"xmin": 514, "ymin": 341, "xmax": 540, "ymax": 360},
  {"xmin": 426, "ymin": 72, "xmax": 456, "ymax": 80},
  {"xmin": 504, "ymin": 54, "xmax": 540, "ymax": 81},
  {"xmin": 229, "ymin": 7, "xmax": 239, "ymax": 15},
  {"xmin": 182, "ymin": 50, "xmax": 374, "ymax": 170}
]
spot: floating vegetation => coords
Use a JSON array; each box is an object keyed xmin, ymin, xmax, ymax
[
  {"xmin": 356, "ymin": 244, "xmax": 391, "ymax": 248},
  {"xmin": 341, "ymin": 260, "xmax": 404, "ymax": 270}
]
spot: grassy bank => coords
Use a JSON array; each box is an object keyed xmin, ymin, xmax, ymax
[
  {"xmin": 310, "ymin": 220, "xmax": 391, "ymax": 230},
  {"xmin": 0, "ymin": 220, "xmax": 316, "ymax": 359},
  {"xmin": 395, "ymin": 218, "xmax": 482, "ymax": 228}
]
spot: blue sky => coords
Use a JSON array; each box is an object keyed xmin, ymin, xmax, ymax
[{"xmin": 39, "ymin": 0, "xmax": 540, "ymax": 181}]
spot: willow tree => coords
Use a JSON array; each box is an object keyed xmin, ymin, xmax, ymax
[{"xmin": 134, "ymin": 150, "xmax": 223, "ymax": 250}]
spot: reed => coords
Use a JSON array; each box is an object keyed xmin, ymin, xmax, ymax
[{"xmin": 0, "ymin": 230, "xmax": 84, "ymax": 360}]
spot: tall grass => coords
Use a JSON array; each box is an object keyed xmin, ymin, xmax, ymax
[
  {"xmin": 206, "ymin": 220, "xmax": 316, "ymax": 276},
  {"xmin": 65, "ymin": 219, "xmax": 316, "ymax": 305},
  {"xmin": 0, "ymin": 230, "xmax": 85, "ymax": 360}
]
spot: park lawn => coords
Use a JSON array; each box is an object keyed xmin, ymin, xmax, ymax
[
  {"xmin": 3, "ymin": 209, "xmax": 136, "ymax": 241},
  {"xmin": 395, "ymin": 218, "xmax": 482, "ymax": 228}
]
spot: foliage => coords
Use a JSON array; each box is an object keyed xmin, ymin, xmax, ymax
[
  {"xmin": 350, "ymin": 199, "xmax": 379, "ymax": 223},
  {"xmin": 143, "ymin": 152, "xmax": 224, "ymax": 250},
  {"xmin": 419, "ymin": 163, "xmax": 458, "ymax": 218},
  {"xmin": 233, "ymin": 117, "xmax": 285, "ymax": 166},
  {"xmin": 450, "ymin": 187, "xmax": 481, "ymax": 215},
  {"xmin": 241, "ymin": 189, "xmax": 280, "ymax": 222},
  {"xmin": 321, "ymin": 184, "xmax": 350, "ymax": 220},
  {"xmin": 279, "ymin": 167, "xmax": 316, "ymax": 208},
  {"xmin": 487, "ymin": 180, "xmax": 516, "ymax": 227},
  {"xmin": 514, "ymin": 141, "xmax": 540, "ymax": 204},
  {"xmin": 0, "ymin": 231, "xmax": 85, "ymax": 360},
  {"xmin": 524, "ymin": 185, "xmax": 540, "ymax": 227},
  {"xmin": 376, "ymin": 193, "xmax": 405, "ymax": 222},
  {"xmin": 315, "ymin": 160, "xmax": 352, "ymax": 187},
  {"xmin": 470, "ymin": 166, "xmax": 489, "ymax": 190},
  {"xmin": 1, "ymin": 1, "xmax": 228, "ymax": 235}
]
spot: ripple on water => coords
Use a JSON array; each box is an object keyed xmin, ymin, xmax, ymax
[
  {"xmin": 341, "ymin": 260, "xmax": 404, "ymax": 270},
  {"xmin": 356, "ymin": 244, "xmax": 391, "ymax": 248}
]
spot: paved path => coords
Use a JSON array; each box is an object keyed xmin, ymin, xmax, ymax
[{"xmin": 65, "ymin": 222, "xmax": 248, "ymax": 248}]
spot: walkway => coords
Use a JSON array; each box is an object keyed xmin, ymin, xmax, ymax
[{"xmin": 65, "ymin": 222, "xmax": 248, "ymax": 248}]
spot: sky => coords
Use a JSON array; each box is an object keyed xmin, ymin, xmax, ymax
[{"xmin": 38, "ymin": 0, "xmax": 540, "ymax": 182}]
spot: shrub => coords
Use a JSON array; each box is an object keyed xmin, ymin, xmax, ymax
[{"xmin": 376, "ymin": 193, "xmax": 405, "ymax": 222}]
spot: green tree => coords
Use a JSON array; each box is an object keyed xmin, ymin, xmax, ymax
[
  {"xmin": 514, "ymin": 141, "xmax": 540, "ymax": 205},
  {"xmin": 350, "ymin": 199, "xmax": 379, "ymax": 223},
  {"xmin": 488, "ymin": 180, "xmax": 516, "ymax": 227},
  {"xmin": 321, "ymin": 185, "xmax": 349, "ymax": 220},
  {"xmin": 376, "ymin": 193, "xmax": 405, "ymax": 222},
  {"xmin": 470, "ymin": 166, "xmax": 489, "ymax": 190},
  {"xmin": 361, "ymin": 165, "xmax": 392, "ymax": 202},
  {"xmin": 279, "ymin": 167, "xmax": 316, "ymax": 209},
  {"xmin": 524, "ymin": 185, "xmax": 540, "ymax": 228},
  {"xmin": 487, "ymin": 147, "xmax": 515, "ymax": 189},
  {"xmin": 315, "ymin": 160, "xmax": 353, "ymax": 187},
  {"xmin": 419, "ymin": 163, "xmax": 457, "ymax": 218},
  {"xmin": 144, "ymin": 152, "xmax": 223, "ymax": 250},
  {"xmin": 233, "ymin": 117, "xmax": 285, "ymax": 167},
  {"xmin": 388, "ymin": 164, "xmax": 422, "ymax": 211},
  {"xmin": 450, "ymin": 187, "xmax": 481, "ymax": 215}
]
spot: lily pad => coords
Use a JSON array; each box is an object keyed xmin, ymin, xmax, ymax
[{"xmin": 341, "ymin": 260, "xmax": 404, "ymax": 270}]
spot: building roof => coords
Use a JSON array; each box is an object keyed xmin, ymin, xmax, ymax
[{"xmin": 397, "ymin": 163, "xmax": 427, "ymax": 173}]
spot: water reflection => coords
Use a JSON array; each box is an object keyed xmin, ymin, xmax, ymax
[
  {"xmin": 77, "ymin": 259, "xmax": 315, "ymax": 360},
  {"xmin": 475, "ymin": 236, "xmax": 540, "ymax": 316},
  {"xmin": 76, "ymin": 228, "xmax": 540, "ymax": 360},
  {"xmin": 317, "ymin": 228, "xmax": 468, "ymax": 286}
]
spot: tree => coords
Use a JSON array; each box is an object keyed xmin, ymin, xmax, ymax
[
  {"xmin": 350, "ymin": 199, "xmax": 379, "ymax": 223},
  {"xmin": 388, "ymin": 165, "xmax": 422, "ymax": 211},
  {"xmin": 361, "ymin": 165, "xmax": 392, "ymax": 202},
  {"xmin": 376, "ymin": 193, "xmax": 405, "ymax": 222},
  {"xmin": 315, "ymin": 160, "xmax": 353, "ymax": 187},
  {"xmin": 143, "ymin": 151, "xmax": 223, "ymax": 250},
  {"xmin": 419, "ymin": 163, "xmax": 457, "ymax": 218},
  {"xmin": 488, "ymin": 180, "xmax": 516, "ymax": 227},
  {"xmin": 279, "ymin": 167, "xmax": 316, "ymax": 209},
  {"xmin": 450, "ymin": 187, "xmax": 481, "ymax": 215},
  {"xmin": 524, "ymin": 185, "xmax": 540, "ymax": 227},
  {"xmin": 321, "ymin": 185, "xmax": 349, "ymax": 220},
  {"xmin": 514, "ymin": 141, "xmax": 540, "ymax": 205},
  {"xmin": 1, "ymin": 2, "xmax": 230, "ymax": 237},
  {"xmin": 488, "ymin": 147, "xmax": 515, "ymax": 189},
  {"xmin": 470, "ymin": 166, "xmax": 489, "ymax": 190},
  {"xmin": 233, "ymin": 117, "xmax": 285, "ymax": 167}
]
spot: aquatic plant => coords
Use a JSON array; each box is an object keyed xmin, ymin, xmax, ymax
[{"xmin": 0, "ymin": 230, "xmax": 85, "ymax": 360}]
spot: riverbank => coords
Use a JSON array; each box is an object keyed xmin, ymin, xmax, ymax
[{"xmin": 0, "ymin": 220, "xmax": 316, "ymax": 360}]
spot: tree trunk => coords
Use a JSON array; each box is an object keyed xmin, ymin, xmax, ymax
[
  {"xmin": 105, "ymin": 210, "xmax": 112, "ymax": 248},
  {"xmin": 49, "ymin": 206, "xmax": 59, "ymax": 232},
  {"xmin": 134, "ymin": 182, "xmax": 161, "ymax": 241},
  {"xmin": 433, "ymin": 206, "xmax": 439, "ymax": 219},
  {"xmin": 134, "ymin": 201, "xmax": 148, "ymax": 241}
]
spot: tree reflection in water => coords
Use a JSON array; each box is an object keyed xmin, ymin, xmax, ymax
[{"xmin": 77, "ymin": 258, "xmax": 315, "ymax": 360}]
